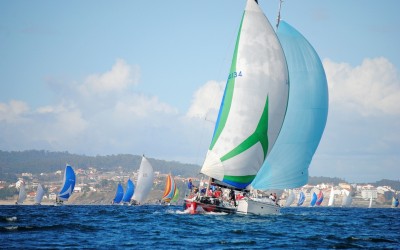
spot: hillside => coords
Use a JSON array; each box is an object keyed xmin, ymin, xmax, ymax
[
  {"xmin": 1, "ymin": 150, "xmax": 399, "ymax": 188},
  {"xmin": 0, "ymin": 150, "xmax": 201, "ymax": 180}
]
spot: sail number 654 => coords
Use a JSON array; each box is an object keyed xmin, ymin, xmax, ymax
[{"xmin": 228, "ymin": 71, "xmax": 243, "ymax": 80}]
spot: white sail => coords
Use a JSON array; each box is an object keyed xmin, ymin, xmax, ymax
[
  {"xmin": 368, "ymin": 196, "xmax": 373, "ymax": 208},
  {"xmin": 200, "ymin": 0, "xmax": 289, "ymax": 189},
  {"xmin": 328, "ymin": 187, "xmax": 335, "ymax": 206},
  {"xmin": 342, "ymin": 190, "xmax": 353, "ymax": 207},
  {"xmin": 132, "ymin": 156, "xmax": 155, "ymax": 204},
  {"xmin": 17, "ymin": 184, "xmax": 27, "ymax": 204},
  {"xmin": 284, "ymin": 189, "xmax": 295, "ymax": 207},
  {"xmin": 34, "ymin": 184, "xmax": 45, "ymax": 205}
]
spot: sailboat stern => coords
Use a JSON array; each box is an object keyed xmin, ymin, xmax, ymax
[{"xmin": 237, "ymin": 197, "xmax": 280, "ymax": 215}]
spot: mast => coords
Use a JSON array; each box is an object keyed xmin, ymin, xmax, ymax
[{"xmin": 276, "ymin": 0, "xmax": 283, "ymax": 29}]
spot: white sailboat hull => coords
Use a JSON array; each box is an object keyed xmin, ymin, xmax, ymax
[{"xmin": 237, "ymin": 198, "xmax": 280, "ymax": 215}]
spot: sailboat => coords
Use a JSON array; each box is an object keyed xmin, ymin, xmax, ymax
[
  {"xmin": 112, "ymin": 183, "xmax": 124, "ymax": 205},
  {"xmin": 122, "ymin": 178, "xmax": 134, "ymax": 205},
  {"xmin": 131, "ymin": 155, "xmax": 155, "ymax": 205},
  {"xmin": 392, "ymin": 197, "xmax": 399, "ymax": 208},
  {"xmin": 315, "ymin": 190, "xmax": 324, "ymax": 206},
  {"xmin": 284, "ymin": 190, "xmax": 295, "ymax": 207},
  {"xmin": 328, "ymin": 187, "xmax": 335, "ymax": 207},
  {"xmin": 34, "ymin": 183, "xmax": 45, "ymax": 205},
  {"xmin": 15, "ymin": 182, "xmax": 27, "ymax": 205},
  {"xmin": 309, "ymin": 192, "xmax": 317, "ymax": 207},
  {"xmin": 55, "ymin": 164, "xmax": 76, "ymax": 205},
  {"xmin": 297, "ymin": 191, "xmax": 305, "ymax": 206},
  {"xmin": 341, "ymin": 190, "xmax": 353, "ymax": 207},
  {"xmin": 171, "ymin": 187, "xmax": 180, "ymax": 204},
  {"xmin": 185, "ymin": 0, "xmax": 289, "ymax": 215},
  {"xmin": 162, "ymin": 174, "xmax": 176, "ymax": 205},
  {"xmin": 368, "ymin": 196, "xmax": 373, "ymax": 208},
  {"xmin": 247, "ymin": 2, "xmax": 328, "ymax": 214}
]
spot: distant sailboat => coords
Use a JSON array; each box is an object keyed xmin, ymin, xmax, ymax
[
  {"xmin": 162, "ymin": 174, "xmax": 176, "ymax": 204},
  {"xmin": 315, "ymin": 190, "xmax": 324, "ymax": 206},
  {"xmin": 284, "ymin": 190, "xmax": 295, "ymax": 207},
  {"xmin": 328, "ymin": 187, "xmax": 335, "ymax": 207},
  {"xmin": 310, "ymin": 192, "xmax": 317, "ymax": 207},
  {"xmin": 132, "ymin": 155, "xmax": 155, "ymax": 205},
  {"xmin": 368, "ymin": 196, "xmax": 373, "ymax": 208},
  {"xmin": 55, "ymin": 164, "xmax": 76, "ymax": 205},
  {"xmin": 392, "ymin": 197, "xmax": 399, "ymax": 208},
  {"xmin": 112, "ymin": 183, "xmax": 124, "ymax": 204},
  {"xmin": 122, "ymin": 179, "xmax": 134, "ymax": 205},
  {"xmin": 34, "ymin": 184, "xmax": 45, "ymax": 205},
  {"xmin": 171, "ymin": 187, "xmax": 180, "ymax": 204},
  {"xmin": 341, "ymin": 190, "xmax": 353, "ymax": 207},
  {"xmin": 16, "ymin": 183, "xmax": 27, "ymax": 205},
  {"xmin": 297, "ymin": 191, "xmax": 305, "ymax": 206}
]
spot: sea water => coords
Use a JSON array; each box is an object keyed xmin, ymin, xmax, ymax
[{"xmin": 0, "ymin": 205, "xmax": 399, "ymax": 249}]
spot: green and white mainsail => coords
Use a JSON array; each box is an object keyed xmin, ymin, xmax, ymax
[{"xmin": 200, "ymin": 0, "xmax": 289, "ymax": 189}]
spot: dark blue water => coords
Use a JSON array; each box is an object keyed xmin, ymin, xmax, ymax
[{"xmin": 1, "ymin": 205, "xmax": 399, "ymax": 249}]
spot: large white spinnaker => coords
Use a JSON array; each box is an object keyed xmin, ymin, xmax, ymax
[{"xmin": 200, "ymin": 0, "xmax": 289, "ymax": 189}]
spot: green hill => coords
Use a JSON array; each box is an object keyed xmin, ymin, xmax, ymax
[{"xmin": 0, "ymin": 150, "xmax": 201, "ymax": 180}]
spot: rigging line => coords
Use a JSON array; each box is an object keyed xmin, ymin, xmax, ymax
[{"xmin": 276, "ymin": 0, "xmax": 284, "ymax": 29}]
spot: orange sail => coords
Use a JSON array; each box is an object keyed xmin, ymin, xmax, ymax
[{"xmin": 162, "ymin": 174, "xmax": 176, "ymax": 203}]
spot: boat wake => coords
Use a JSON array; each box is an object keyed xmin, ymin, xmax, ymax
[
  {"xmin": 5, "ymin": 216, "xmax": 17, "ymax": 222},
  {"xmin": 204, "ymin": 211, "xmax": 228, "ymax": 216},
  {"xmin": 174, "ymin": 208, "xmax": 228, "ymax": 216}
]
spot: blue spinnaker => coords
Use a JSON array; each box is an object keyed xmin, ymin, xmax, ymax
[
  {"xmin": 113, "ymin": 183, "xmax": 124, "ymax": 204},
  {"xmin": 122, "ymin": 179, "xmax": 134, "ymax": 203},
  {"xmin": 297, "ymin": 191, "xmax": 305, "ymax": 206},
  {"xmin": 251, "ymin": 20, "xmax": 328, "ymax": 190},
  {"xmin": 310, "ymin": 192, "xmax": 317, "ymax": 207},
  {"xmin": 58, "ymin": 165, "xmax": 76, "ymax": 201}
]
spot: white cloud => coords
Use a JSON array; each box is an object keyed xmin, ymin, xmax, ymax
[
  {"xmin": 115, "ymin": 95, "xmax": 178, "ymax": 119},
  {"xmin": 0, "ymin": 59, "xmax": 195, "ymax": 160},
  {"xmin": 78, "ymin": 59, "xmax": 140, "ymax": 96},
  {"xmin": 2, "ymin": 56, "xmax": 399, "ymax": 182},
  {"xmin": 186, "ymin": 80, "xmax": 225, "ymax": 120},
  {"xmin": 310, "ymin": 57, "xmax": 400, "ymax": 182},
  {"xmin": 0, "ymin": 100, "xmax": 30, "ymax": 123},
  {"xmin": 324, "ymin": 57, "xmax": 400, "ymax": 116}
]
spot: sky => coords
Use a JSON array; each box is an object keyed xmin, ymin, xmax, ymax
[{"xmin": 0, "ymin": 0, "xmax": 399, "ymax": 183}]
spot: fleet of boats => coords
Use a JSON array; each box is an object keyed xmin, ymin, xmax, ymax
[
  {"xmin": 8, "ymin": 1, "xmax": 398, "ymax": 214},
  {"xmin": 10, "ymin": 164, "xmax": 399, "ymax": 210}
]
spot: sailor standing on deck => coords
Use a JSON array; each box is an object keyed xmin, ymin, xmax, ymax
[
  {"xmin": 229, "ymin": 189, "xmax": 237, "ymax": 207},
  {"xmin": 187, "ymin": 179, "xmax": 193, "ymax": 192}
]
